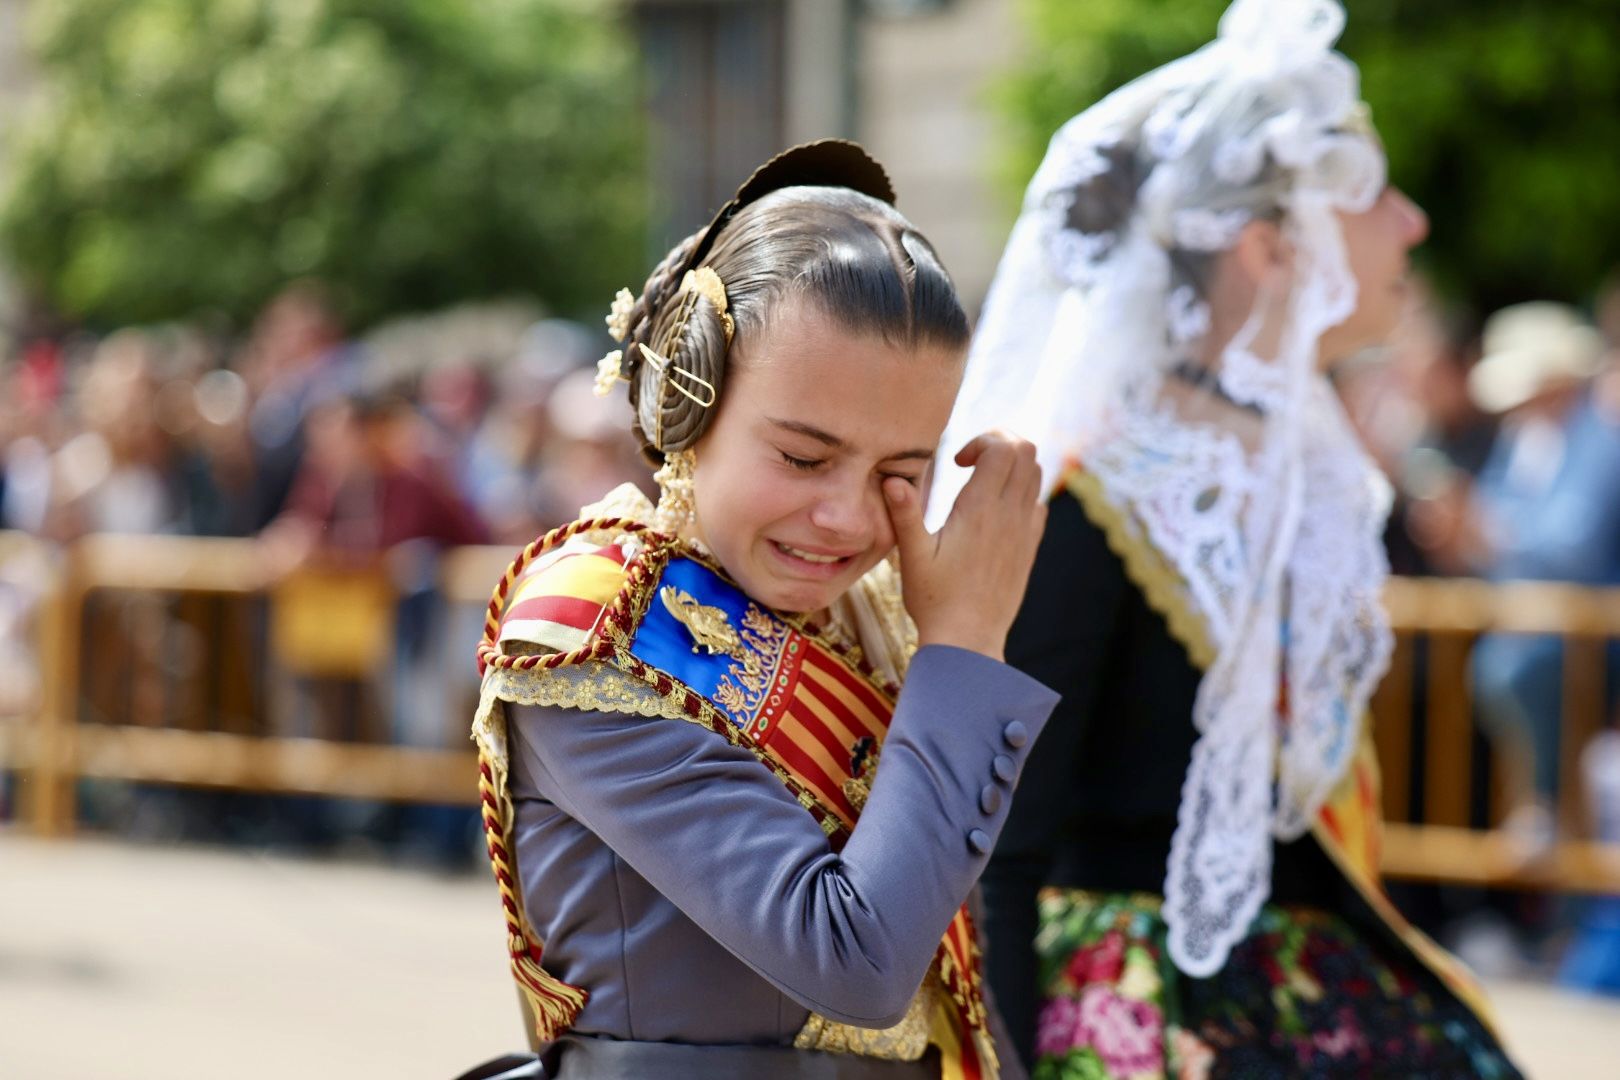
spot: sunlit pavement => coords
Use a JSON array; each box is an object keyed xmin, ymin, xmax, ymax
[{"xmin": 3, "ymin": 832, "xmax": 1617, "ymax": 1079}]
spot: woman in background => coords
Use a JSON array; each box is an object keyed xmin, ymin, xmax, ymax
[{"xmin": 931, "ymin": 2, "xmax": 1521, "ymax": 1076}]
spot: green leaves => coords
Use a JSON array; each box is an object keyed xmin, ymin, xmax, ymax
[
  {"xmin": 0, "ymin": 0, "xmax": 646, "ymax": 328},
  {"xmin": 1000, "ymin": 0, "xmax": 1620, "ymax": 309}
]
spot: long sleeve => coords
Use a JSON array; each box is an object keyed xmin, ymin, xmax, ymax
[
  {"xmin": 983, "ymin": 490, "xmax": 1129, "ymax": 1067},
  {"xmin": 511, "ymin": 644, "xmax": 1059, "ymax": 1029}
]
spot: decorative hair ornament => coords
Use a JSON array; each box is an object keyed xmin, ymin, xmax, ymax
[
  {"xmin": 652, "ymin": 448, "xmax": 699, "ymax": 536},
  {"xmin": 617, "ymin": 140, "xmax": 896, "ymax": 462},
  {"xmin": 594, "ymin": 349, "xmax": 624, "ymax": 397},
  {"xmin": 683, "ymin": 267, "xmax": 735, "ymax": 343},
  {"xmin": 606, "ymin": 287, "xmax": 636, "ymax": 342},
  {"xmin": 593, "ymin": 267, "xmax": 733, "ymax": 404},
  {"xmin": 637, "ymin": 342, "xmax": 717, "ymax": 409}
]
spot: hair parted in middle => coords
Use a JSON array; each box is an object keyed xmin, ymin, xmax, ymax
[{"xmin": 608, "ymin": 141, "xmax": 969, "ymax": 465}]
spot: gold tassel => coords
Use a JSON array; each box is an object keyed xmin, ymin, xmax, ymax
[
  {"xmin": 480, "ymin": 750, "xmax": 590, "ymax": 1042},
  {"xmin": 507, "ymin": 932, "xmax": 588, "ymax": 1041}
]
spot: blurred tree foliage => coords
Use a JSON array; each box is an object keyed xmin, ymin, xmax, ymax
[
  {"xmin": 998, "ymin": 0, "xmax": 1620, "ymax": 310},
  {"xmin": 0, "ymin": 0, "xmax": 645, "ymax": 328}
]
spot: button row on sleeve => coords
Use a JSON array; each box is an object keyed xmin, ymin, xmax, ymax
[{"xmin": 968, "ymin": 718, "xmax": 1031, "ymax": 851}]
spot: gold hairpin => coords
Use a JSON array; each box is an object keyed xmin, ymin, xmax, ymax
[{"xmin": 638, "ymin": 342, "xmax": 718, "ymax": 409}]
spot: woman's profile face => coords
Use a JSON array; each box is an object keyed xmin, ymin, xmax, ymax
[
  {"xmin": 1318, "ymin": 184, "xmax": 1430, "ymax": 362},
  {"xmin": 688, "ymin": 296, "xmax": 964, "ymax": 614}
]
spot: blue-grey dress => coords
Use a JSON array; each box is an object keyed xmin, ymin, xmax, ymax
[{"xmin": 477, "ymin": 540, "xmax": 1059, "ymax": 1078}]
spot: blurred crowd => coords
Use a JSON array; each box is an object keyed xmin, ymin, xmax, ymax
[
  {"xmin": 1339, "ymin": 276, "xmax": 1620, "ymax": 989},
  {"xmin": 0, "ymin": 281, "xmax": 651, "ymax": 552},
  {"xmin": 4, "ymin": 273, "xmax": 1620, "ymax": 954},
  {"xmin": 0, "ymin": 282, "xmax": 652, "ymax": 863},
  {"xmin": 1341, "ymin": 277, "xmax": 1620, "ymax": 830}
]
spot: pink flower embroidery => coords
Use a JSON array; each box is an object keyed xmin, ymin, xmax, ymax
[
  {"xmin": 1035, "ymin": 995, "xmax": 1085, "ymax": 1059},
  {"xmin": 1077, "ymin": 983, "xmax": 1163, "ymax": 1075},
  {"xmin": 1311, "ymin": 1021, "xmax": 1367, "ymax": 1059}
]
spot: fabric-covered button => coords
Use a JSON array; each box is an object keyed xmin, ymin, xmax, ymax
[
  {"xmin": 967, "ymin": 828, "xmax": 992, "ymax": 855},
  {"xmin": 992, "ymin": 754, "xmax": 1016, "ymax": 783},
  {"xmin": 979, "ymin": 784, "xmax": 1003, "ymax": 816},
  {"xmin": 1002, "ymin": 719, "xmax": 1029, "ymax": 749}
]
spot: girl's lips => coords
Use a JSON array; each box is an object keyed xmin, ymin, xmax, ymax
[{"xmin": 767, "ymin": 539, "xmax": 857, "ymax": 579}]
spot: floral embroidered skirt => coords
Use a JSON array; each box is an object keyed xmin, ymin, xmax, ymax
[{"xmin": 1032, "ymin": 890, "xmax": 1521, "ymax": 1080}]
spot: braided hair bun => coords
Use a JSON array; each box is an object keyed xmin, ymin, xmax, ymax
[{"xmin": 616, "ymin": 246, "xmax": 734, "ymax": 460}]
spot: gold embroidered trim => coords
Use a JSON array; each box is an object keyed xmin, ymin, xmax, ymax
[
  {"xmin": 793, "ymin": 978, "xmax": 937, "ymax": 1061},
  {"xmin": 842, "ymin": 740, "xmax": 880, "ymax": 814},
  {"xmin": 485, "ymin": 662, "xmax": 692, "ymax": 721},
  {"xmin": 714, "ymin": 604, "xmax": 789, "ymax": 718},
  {"xmin": 1063, "ymin": 468, "xmax": 1216, "ymax": 668},
  {"xmin": 659, "ymin": 585, "xmax": 743, "ymax": 656}
]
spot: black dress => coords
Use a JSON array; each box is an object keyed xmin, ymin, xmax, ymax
[{"xmin": 982, "ymin": 489, "xmax": 1521, "ymax": 1079}]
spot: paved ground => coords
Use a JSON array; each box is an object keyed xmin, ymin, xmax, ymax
[{"xmin": 3, "ymin": 832, "xmax": 1617, "ymax": 1079}]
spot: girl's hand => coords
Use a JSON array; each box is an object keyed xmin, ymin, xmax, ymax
[{"xmin": 883, "ymin": 432, "xmax": 1046, "ymax": 661}]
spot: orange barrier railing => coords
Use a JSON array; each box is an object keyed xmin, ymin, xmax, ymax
[
  {"xmin": 1375, "ymin": 577, "xmax": 1620, "ymax": 892},
  {"xmin": 3, "ymin": 532, "xmax": 1619, "ymax": 892},
  {"xmin": 0, "ymin": 532, "xmax": 512, "ymax": 836}
]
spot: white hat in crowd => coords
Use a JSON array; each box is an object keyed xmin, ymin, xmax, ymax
[{"xmin": 1468, "ymin": 301, "xmax": 1605, "ymax": 414}]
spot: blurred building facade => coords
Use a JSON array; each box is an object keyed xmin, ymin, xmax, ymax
[{"xmin": 636, "ymin": 0, "xmax": 1022, "ymax": 313}]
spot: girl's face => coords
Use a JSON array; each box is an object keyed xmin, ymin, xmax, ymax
[{"xmin": 688, "ymin": 296, "xmax": 964, "ymax": 614}]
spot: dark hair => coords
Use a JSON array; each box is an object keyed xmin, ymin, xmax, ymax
[
  {"xmin": 1060, "ymin": 137, "xmax": 1286, "ymax": 300},
  {"xmin": 618, "ymin": 185, "xmax": 968, "ymax": 461}
]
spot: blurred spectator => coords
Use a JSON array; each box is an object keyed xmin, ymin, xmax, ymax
[
  {"xmin": 1337, "ymin": 282, "xmax": 1494, "ymax": 576},
  {"xmin": 0, "ymin": 294, "xmax": 641, "ymax": 853},
  {"xmin": 419, "ymin": 359, "xmax": 495, "ymax": 487},
  {"xmin": 2, "ymin": 335, "xmax": 71, "ymax": 536},
  {"xmin": 260, "ymin": 391, "xmax": 488, "ymax": 570},
  {"xmin": 254, "ymin": 389, "xmax": 491, "ymax": 863},
  {"xmin": 530, "ymin": 366, "xmax": 652, "ymax": 528},
  {"xmin": 463, "ymin": 319, "xmax": 605, "ymax": 542},
  {"xmin": 1466, "ymin": 302, "xmax": 1620, "ymax": 852},
  {"xmin": 2, "ymin": 328, "xmax": 235, "ymax": 540},
  {"xmin": 63, "ymin": 330, "xmax": 187, "ymax": 535},
  {"xmin": 241, "ymin": 281, "xmax": 361, "ymax": 531},
  {"xmin": 1393, "ymin": 308, "xmax": 1497, "ymax": 576}
]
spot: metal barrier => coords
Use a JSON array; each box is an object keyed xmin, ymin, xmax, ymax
[
  {"xmin": 0, "ymin": 533, "xmax": 512, "ymax": 836},
  {"xmin": 1375, "ymin": 577, "xmax": 1620, "ymax": 892},
  {"xmin": 4, "ymin": 531, "xmax": 1619, "ymax": 894}
]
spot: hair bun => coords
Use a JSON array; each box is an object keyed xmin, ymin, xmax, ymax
[
  {"xmin": 627, "ymin": 266, "xmax": 732, "ymax": 462},
  {"xmin": 1062, "ymin": 141, "xmax": 1145, "ymax": 243}
]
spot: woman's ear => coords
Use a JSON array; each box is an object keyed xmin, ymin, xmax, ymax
[{"xmin": 1230, "ymin": 218, "xmax": 1291, "ymax": 287}]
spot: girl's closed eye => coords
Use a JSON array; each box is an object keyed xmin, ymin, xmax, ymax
[{"xmin": 780, "ymin": 450, "xmax": 825, "ymax": 472}]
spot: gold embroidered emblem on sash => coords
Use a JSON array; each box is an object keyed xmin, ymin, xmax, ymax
[{"xmin": 660, "ymin": 585, "xmax": 744, "ymax": 658}]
